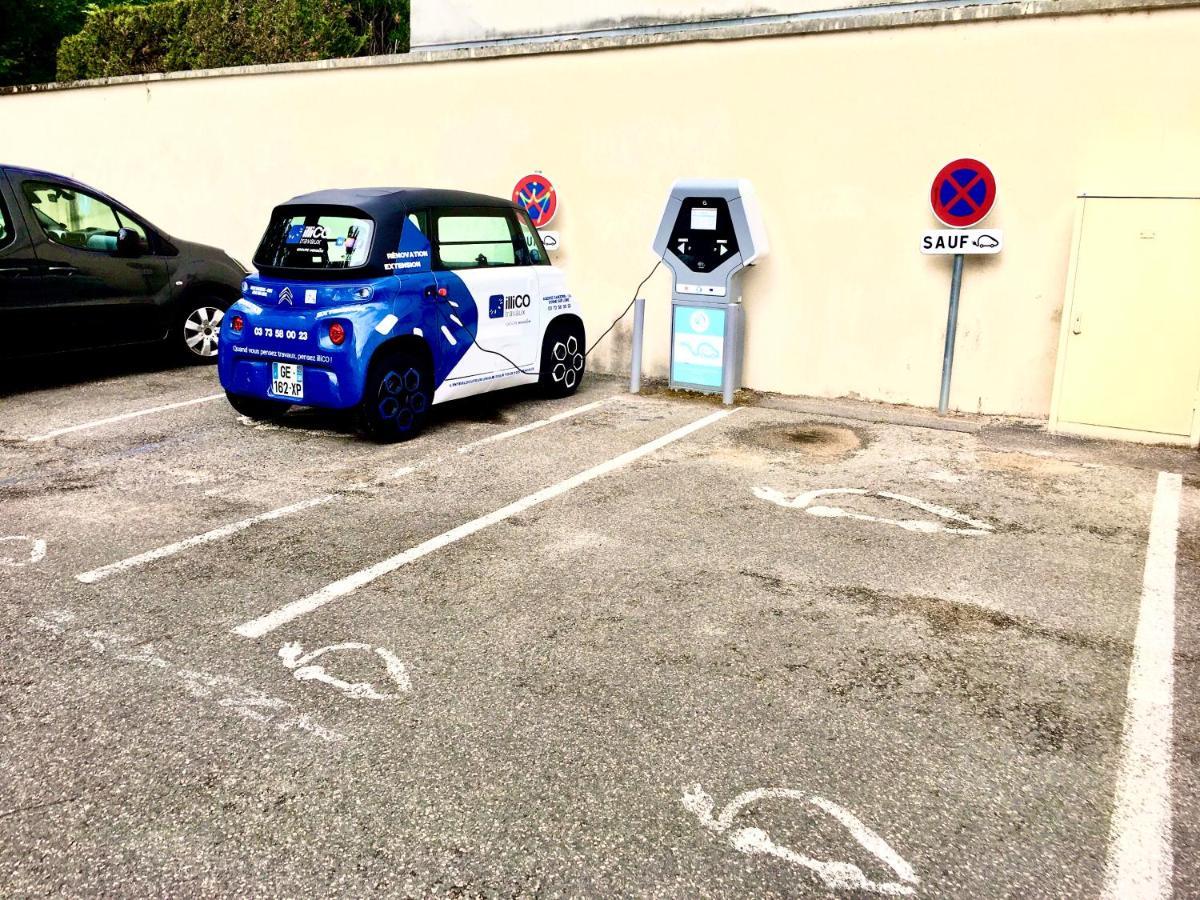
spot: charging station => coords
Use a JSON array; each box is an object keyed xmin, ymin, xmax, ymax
[{"xmin": 649, "ymin": 179, "xmax": 768, "ymax": 404}]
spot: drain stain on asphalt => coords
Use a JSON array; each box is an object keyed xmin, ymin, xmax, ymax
[{"xmin": 730, "ymin": 422, "xmax": 868, "ymax": 459}]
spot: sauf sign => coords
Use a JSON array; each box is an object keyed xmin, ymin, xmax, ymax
[
  {"xmin": 924, "ymin": 158, "xmax": 1002, "ymax": 414},
  {"xmin": 921, "ymin": 229, "xmax": 1003, "ymax": 254}
]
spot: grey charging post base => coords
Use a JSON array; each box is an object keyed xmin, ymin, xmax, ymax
[{"xmin": 649, "ymin": 179, "xmax": 768, "ymax": 405}]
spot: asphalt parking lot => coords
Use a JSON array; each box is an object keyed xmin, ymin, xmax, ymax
[{"xmin": 2, "ymin": 360, "xmax": 1197, "ymax": 898}]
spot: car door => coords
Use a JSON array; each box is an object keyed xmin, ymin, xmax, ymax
[
  {"xmin": 431, "ymin": 207, "xmax": 541, "ymax": 386},
  {"xmin": 0, "ymin": 172, "xmax": 51, "ymax": 355},
  {"xmin": 17, "ymin": 177, "xmax": 168, "ymax": 350}
]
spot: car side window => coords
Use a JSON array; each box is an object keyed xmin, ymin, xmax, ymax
[
  {"xmin": 514, "ymin": 211, "xmax": 548, "ymax": 266},
  {"xmin": 22, "ymin": 181, "xmax": 125, "ymax": 253},
  {"xmin": 0, "ymin": 195, "xmax": 11, "ymax": 249},
  {"xmin": 434, "ymin": 209, "xmax": 518, "ymax": 270},
  {"xmin": 115, "ymin": 210, "xmax": 148, "ymax": 250}
]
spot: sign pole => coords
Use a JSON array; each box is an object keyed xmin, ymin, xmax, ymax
[{"xmin": 938, "ymin": 252, "xmax": 964, "ymax": 414}]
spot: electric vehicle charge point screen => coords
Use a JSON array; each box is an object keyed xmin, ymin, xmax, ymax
[{"xmin": 651, "ymin": 179, "xmax": 768, "ymax": 403}]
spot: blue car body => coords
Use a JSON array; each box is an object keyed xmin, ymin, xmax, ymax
[{"xmin": 218, "ymin": 188, "xmax": 583, "ymax": 423}]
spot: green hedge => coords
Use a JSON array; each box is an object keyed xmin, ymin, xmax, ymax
[
  {"xmin": 57, "ymin": 0, "xmax": 408, "ymax": 82},
  {"xmin": 57, "ymin": 2, "xmax": 187, "ymax": 81}
]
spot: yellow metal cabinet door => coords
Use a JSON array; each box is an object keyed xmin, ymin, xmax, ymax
[{"xmin": 1057, "ymin": 198, "xmax": 1200, "ymax": 438}]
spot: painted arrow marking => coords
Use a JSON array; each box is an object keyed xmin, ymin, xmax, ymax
[
  {"xmin": 755, "ymin": 487, "xmax": 992, "ymax": 536},
  {"xmin": 0, "ymin": 535, "xmax": 47, "ymax": 567},
  {"xmin": 278, "ymin": 642, "xmax": 412, "ymax": 700},
  {"xmin": 683, "ymin": 784, "xmax": 918, "ymax": 895}
]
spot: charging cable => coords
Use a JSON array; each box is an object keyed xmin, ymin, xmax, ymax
[{"xmin": 462, "ymin": 258, "xmax": 663, "ymax": 376}]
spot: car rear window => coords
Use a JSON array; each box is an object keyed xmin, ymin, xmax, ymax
[{"xmin": 255, "ymin": 211, "xmax": 374, "ymax": 270}]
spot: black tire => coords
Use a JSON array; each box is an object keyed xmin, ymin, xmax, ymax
[
  {"xmin": 226, "ymin": 391, "xmax": 290, "ymax": 420},
  {"xmin": 174, "ymin": 296, "xmax": 229, "ymax": 365},
  {"xmin": 538, "ymin": 319, "xmax": 586, "ymax": 398},
  {"xmin": 357, "ymin": 349, "xmax": 431, "ymax": 443}
]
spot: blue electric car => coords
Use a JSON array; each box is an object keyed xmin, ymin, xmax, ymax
[{"xmin": 218, "ymin": 188, "xmax": 585, "ymax": 441}]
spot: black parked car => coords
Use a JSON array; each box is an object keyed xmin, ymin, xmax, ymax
[{"xmin": 0, "ymin": 166, "xmax": 246, "ymax": 363}]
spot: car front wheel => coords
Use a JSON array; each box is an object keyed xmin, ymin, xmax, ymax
[{"xmin": 176, "ymin": 298, "xmax": 227, "ymax": 364}]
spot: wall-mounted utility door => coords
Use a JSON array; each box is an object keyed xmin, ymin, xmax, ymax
[{"xmin": 1050, "ymin": 196, "xmax": 1200, "ymax": 446}]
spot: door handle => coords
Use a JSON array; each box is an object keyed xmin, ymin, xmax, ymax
[
  {"xmin": 0, "ymin": 266, "xmax": 31, "ymax": 276},
  {"xmin": 47, "ymin": 266, "xmax": 79, "ymax": 276},
  {"xmin": 1071, "ymin": 313, "xmax": 1083, "ymax": 335}
]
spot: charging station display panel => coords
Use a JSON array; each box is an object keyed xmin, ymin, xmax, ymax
[
  {"xmin": 671, "ymin": 304, "xmax": 726, "ymax": 388},
  {"xmin": 668, "ymin": 198, "xmax": 739, "ymax": 273}
]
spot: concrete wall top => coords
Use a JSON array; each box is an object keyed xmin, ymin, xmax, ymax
[
  {"xmin": 411, "ymin": 0, "xmax": 982, "ymax": 48},
  {"xmin": 1, "ymin": 0, "xmax": 1192, "ymax": 96}
]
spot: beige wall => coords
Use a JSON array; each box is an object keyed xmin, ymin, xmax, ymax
[{"xmin": 2, "ymin": 7, "xmax": 1198, "ymax": 416}]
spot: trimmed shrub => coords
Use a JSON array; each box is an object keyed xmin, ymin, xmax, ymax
[
  {"xmin": 170, "ymin": 0, "xmax": 362, "ymax": 71},
  {"xmin": 55, "ymin": 0, "xmax": 408, "ymax": 82},
  {"xmin": 57, "ymin": 1, "xmax": 187, "ymax": 81}
]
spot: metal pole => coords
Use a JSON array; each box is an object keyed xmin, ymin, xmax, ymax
[
  {"xmin": 721, "ymin": 303, "xmax": 739, "ymax": 406},
  {"xmin": 629, "ymin": 296, "xmax": 645, "ymax": 394},
  {"xmin": 938, "ymin": 252, "xmax": 965, "ymax": 415}
]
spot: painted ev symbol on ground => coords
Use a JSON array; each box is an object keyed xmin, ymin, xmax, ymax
[
  {"xmin": 683, "ymin": 784, "xmax": 919, "ymax": 895},
  {"xmin": 0, "ymin": 535, "xmax": 47, "ymax": 567},
  {"xmin": 754, "ymin": 487, "xmax": 992, "ymax": 535},
  {"xmin": 278, "ymin": 642, "xmax": 412, "ymax": 700}
]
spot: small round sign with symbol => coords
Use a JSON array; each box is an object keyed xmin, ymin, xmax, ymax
[
  {"xmin": 512, "ymin": 174, "xmax": 558, "ymax": 228},
  {"xmin": 930, "ymin": 159, "xmax": 996, "ymax": 228}
]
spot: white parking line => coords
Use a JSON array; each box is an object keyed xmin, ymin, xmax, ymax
[
  {"xmin": 76, "ymin": 495, "xmax": 336, "ymax": 584},
  {"xmin": 234, "ymin": 407, "xmax": 738, "ymax": 639},
  {"xmin": 1101, "ymin": 471, "xmax": 1182, "ymax": 900},
  {"xmin": 74, "ymin": 396, "xmax": 614, "ymax": 583},
  {"xmin": 26, "ymin": 394, "xmax": 225, "ymax": 443},
  {"xmin": 456, "ymin": 398, "xmax": 609, "ymax": 453}
]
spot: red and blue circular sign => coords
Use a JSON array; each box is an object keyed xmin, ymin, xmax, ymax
[
  {"xmin": 512, "ymin": 174, "xmax": 557, "ymax": 228},
  {"xmin": 930, "ymin": 158, "xmax": 996, "ymax": 228}
]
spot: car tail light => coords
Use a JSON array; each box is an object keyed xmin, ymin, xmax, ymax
[
  {"xmin": 329, "ymin": 322, "xmax": 347, "ymax": 346},
  {"xmin": 231, "ymin": 314, "xmax": 244, "ymax": 332}
]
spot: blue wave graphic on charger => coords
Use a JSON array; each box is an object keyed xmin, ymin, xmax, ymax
[{"xmin": 676, "ymin": 339, "xmax": 721, "ymax": 360}]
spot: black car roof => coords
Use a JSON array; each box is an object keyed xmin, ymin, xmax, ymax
[
  {"xmin": 2, "ymin": 164, "xmax": 132, "ymax": 207},
  {"xmin": 279, "ymin": 187, "xmax": 518, "ymax": 215}
]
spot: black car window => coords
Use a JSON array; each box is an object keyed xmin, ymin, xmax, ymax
[
  {"xmin": 23, "ymin": 181, "xmax": 126, "ymax": 253},
  {"xmin": 255, "ymin": 211, "xmax": 374, "ymax": 270},
  {"xmin": 434, "ymin": 209, "xmax": 518, "ymax": 270},
  {"xmin": 115, "ymin": 209, "xmax": 148, "ymax": 249},
  {"xmin": 514, "ymin": 210, "xmax": 548, "ymax": 266},
  {"xmin": 0, "ymin": 193, "xmax": 11, "ymax": 249},
  {"xmin": 407, "ymin": 210, "xmax": 429, "ymax": 235}
]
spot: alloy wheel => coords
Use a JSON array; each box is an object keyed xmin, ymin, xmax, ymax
[{"xmin": 184, "ymin": 306, "xmax": 224, "ymax": 358}]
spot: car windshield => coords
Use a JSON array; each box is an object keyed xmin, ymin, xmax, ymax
[{"xmin": 255, "ymin": 211, "xmax": 374, "ymax": 270}]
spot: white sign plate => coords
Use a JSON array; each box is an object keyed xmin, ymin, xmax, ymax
[
  {"xmin": 539, "ymin": 230, "xmax": 561, "ymax": 252},
  {"xmin": 921, "ymin": 229, "xmax": 1002, "ymax": 255}
]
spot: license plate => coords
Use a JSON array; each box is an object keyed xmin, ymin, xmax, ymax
[{"xmin": 270, "ymin": 362, "xmax": 304, "ymax": 399}]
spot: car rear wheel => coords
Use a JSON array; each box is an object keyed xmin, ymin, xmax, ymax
[
  {"xmin": 176, "ymin": 297, "xmax": 228, "ymax": 364},
  {"xmin": 226, "ymin": 391, "xmax": 290, "ymax": 421},
  {"xmin": 539, "ymin": 319, "xmax": 586, "ymax": 398},
  {"xmin": 358, "ymin": 349, "xmax": 431, "ymax": 443}
]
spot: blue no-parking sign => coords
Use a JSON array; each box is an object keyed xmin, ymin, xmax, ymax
[{"xmin": 930, "ymin": 159, "xmax": 996, "ymax": 228}]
